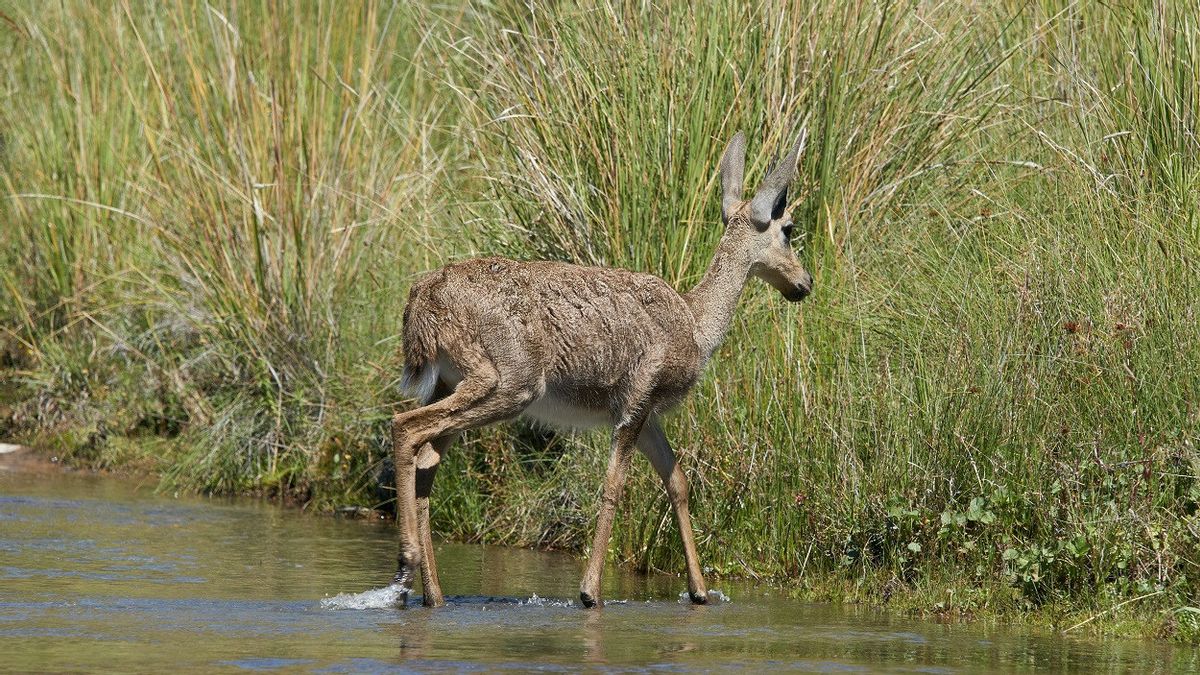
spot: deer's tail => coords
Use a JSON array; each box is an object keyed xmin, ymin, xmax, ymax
[{"xmin": 399, "ymin": 278, "xmax": 441, "ymax": 405}]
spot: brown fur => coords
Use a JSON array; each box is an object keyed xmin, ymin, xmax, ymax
[{"xmin": 404, "ymin": 258, "xmax": 700, "ymax": 417}]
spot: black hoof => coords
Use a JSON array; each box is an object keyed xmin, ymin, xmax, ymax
[
  {"xmin": 579, "ymin": 591, "xmax": 602, "ymax": 608},
  {"xmin": 689, "ymin": 591, "xmax": 709, "ymax": 605}
]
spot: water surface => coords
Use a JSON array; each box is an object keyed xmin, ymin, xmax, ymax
[{"xmin": 0, "ymin": 455, "xmax": 1192, "ymax": 673}]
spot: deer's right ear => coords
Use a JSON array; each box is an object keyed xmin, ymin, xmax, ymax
[{"xmin": 719, "ymin": 131, "xmax": 746, "ymax": 223}]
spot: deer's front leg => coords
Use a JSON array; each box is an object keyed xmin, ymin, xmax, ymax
[
  {"xmin": 580, "ymin": 418, "xmax": 644, "ymax": 608},
  {"xmin": 637, "ymin": 420, "xmax": 708, "ymax": 604}
]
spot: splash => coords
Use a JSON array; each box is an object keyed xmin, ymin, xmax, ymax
[
  {"xmin": 320, "ymin": 583, "xmax": 407, "ymax": 610},
  {"xmin": 679, "ymin": 589, "xmax": 731, "ymax": 604},
  {"xmin": 518, "ymin": 593, "xmax": 575, "ymax": 608}
]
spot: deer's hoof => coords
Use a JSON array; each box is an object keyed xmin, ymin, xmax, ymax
[
  {"xmin": 688, "ymin": 590, "xmax": 709, "ymax": 605},
  {"xmin": 579, "ymin": 591, "xmax": 602, "ymax": 609}
]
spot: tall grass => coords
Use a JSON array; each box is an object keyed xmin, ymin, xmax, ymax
[
  {"xmin": 2, "ymin": 0, "xmax": 1198, "ymax": 638},
  {"xmin": 446, "ymin": 0, "xmax": 1200, "ymax": 629},
  {"xmin": 1, "ymin": 1, "xmax": 465, "ymax": 491}
]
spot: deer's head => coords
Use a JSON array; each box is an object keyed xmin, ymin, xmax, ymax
[{"xmin": 718, "ymin": 130, "xmax": 813, "ymax": 303}]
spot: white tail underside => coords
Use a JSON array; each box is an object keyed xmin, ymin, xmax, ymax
[{"xmin": 400, "ymin": 362, "xmax": 439, "ymax": 405}]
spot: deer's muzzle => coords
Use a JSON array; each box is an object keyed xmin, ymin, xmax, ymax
[{"xmin": 785, "ymin": 270, "xmax": 814, "ymax": 302}]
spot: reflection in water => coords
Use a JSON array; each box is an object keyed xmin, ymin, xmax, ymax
[{"xmin": 0, "ymin": 462, "xmax": 1195, "ymax": 673}]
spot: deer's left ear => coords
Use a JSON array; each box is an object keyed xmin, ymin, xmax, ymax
[
  {"xmin": 772, "ymin": 185, "xmax": 789, "ymax": 221},
  {"xmin": 719, "ymin": 131, "xmax": 746, "ymax": 223},
  {"xmin": 750, "ymin": 129, "xmax": 806, "ymax": 227}
]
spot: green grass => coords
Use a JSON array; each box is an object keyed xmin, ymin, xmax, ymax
[{"xmin": 2, "ymin": 0, "xmax": 1198, "ymax": 641}]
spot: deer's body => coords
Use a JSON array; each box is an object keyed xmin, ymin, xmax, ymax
[
  {"xmin": 402, "ymin": 257, "xmax": 703, "ymax": 430},
  {"xmin": 389, "ymin": 129, "xmax": 812, "ymax": 608}
]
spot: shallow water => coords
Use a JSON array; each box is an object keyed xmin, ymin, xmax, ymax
[{"xmin": 0, "ymin": 460, "xmax": 1194, "ymax": 673}]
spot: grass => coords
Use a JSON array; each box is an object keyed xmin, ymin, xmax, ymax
[{"xmin": 2, "ymin": 0, "xmax": 1198, "ymax": 641}]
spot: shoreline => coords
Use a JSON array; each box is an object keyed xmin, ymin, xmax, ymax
[
  {"xmin": 0, "ymin": 438, "xmax": 1191, "ymax": 644},
  {"xmin": 0, "ymin": 442, "xmax": 63, "ymax": 475}
]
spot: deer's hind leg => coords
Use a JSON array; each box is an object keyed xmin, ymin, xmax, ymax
[
  {"xmin": 415, "ymin": 432, "xmax": 456, "ymax": 607},
  {"xmin": 410, "ymin": 378, "xmax": 458, "ymax": 608},
  {"xmin": 392, "ymin": 357, "xmax": 536, "ymax": 606}
]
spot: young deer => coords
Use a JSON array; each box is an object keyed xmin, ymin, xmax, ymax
[{"xmin": 392, "ymin": 129, "xmax": 812, "ymax": 608}]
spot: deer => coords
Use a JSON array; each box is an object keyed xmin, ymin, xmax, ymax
[{"xmin": 390, "ymin": 128, "xmax": 813, "ymax": 608}]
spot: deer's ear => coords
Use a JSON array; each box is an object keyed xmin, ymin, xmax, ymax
[
  {"xmin": 719, "ymin": 131, "xmax": 746, "ymax": 223},
  {"xmin": 772, "ymin": 185, "xmax": 788, "ymax": 221},
  {"xmin": 750, "ymin": 129, "xmax": 806, "ymax": 226}
]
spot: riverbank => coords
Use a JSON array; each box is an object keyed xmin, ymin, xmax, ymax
[
  {"xmin": 0, "ymin": 442, "xmax": 51, "ymax": 474},
  {"xmin": 6, "ymin": 462, "xmax": 1192, "ymax": 672},
  {"xmin": 2, "ymin": 434, "xmax": 1194, "ymax": 643},
  {"xmin": 2, "ymin": 0, "xmax": 1197, "ymax": 644}
]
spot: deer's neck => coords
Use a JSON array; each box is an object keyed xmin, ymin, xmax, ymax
[{"xmin": 683, "ymin": 233, "xmax": 752, "ymax": 365}]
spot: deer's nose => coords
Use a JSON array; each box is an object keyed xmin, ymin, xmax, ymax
[
  {"xmin": 788, "ymin": 271, "xmax": 814, "ymax": 303},
  {"xmin": 797, "ymin": 270, "xmax": 814, "ymax": 293}
]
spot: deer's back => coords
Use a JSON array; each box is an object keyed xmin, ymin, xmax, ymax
[{"xmin": 403, "ymin": 257, "xmax": 702, "ymax": 421}]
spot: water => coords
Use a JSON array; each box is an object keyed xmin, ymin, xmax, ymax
[{"xmin": 0, "ymin": 455, "xmax": 1193, "ymax": 673}]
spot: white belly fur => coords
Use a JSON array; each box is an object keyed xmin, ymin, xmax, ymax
[
  {"xmin": 431, "ymin": 359, "xmax": 611, "ymax": 430},
  {"xmin": 521, "ymin": 393, "xmax": 612, "ymax": 430}
]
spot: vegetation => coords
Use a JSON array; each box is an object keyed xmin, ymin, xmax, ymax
[{"xmin": 1, "ymin": 0, "xmax": 1197, "ymax": 640}]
